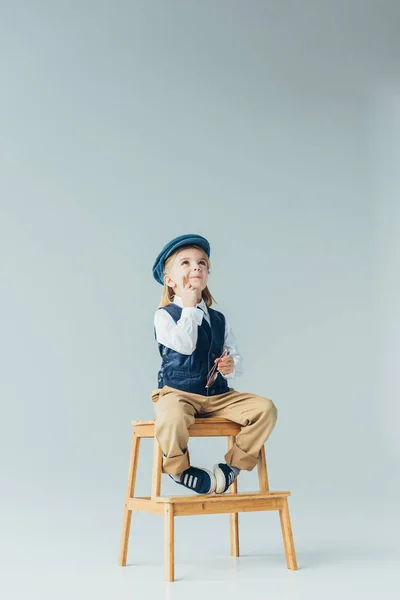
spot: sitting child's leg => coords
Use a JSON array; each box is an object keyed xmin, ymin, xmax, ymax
[
  {"xmin": 154, "ymin": 391, "xmax": 196, "ymax": 474},
  {"xmin": 208, "ymin": 392, "xmax": 278, "ymax": 493},
  {"xmin": 154, "ymin": 388, "xmax": 216, "ymax": 494}
]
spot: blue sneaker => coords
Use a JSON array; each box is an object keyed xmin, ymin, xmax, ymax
[
  {"xmin": 169, "ymin": 466, "xmax": 216, "ymax": 495},
  {"xmin": 213, "ymin": 463, "xmax": 239, "ymax": 494}
]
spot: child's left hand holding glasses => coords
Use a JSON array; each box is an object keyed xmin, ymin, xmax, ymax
[{"xmin": 215, "ymin": 354, "xmax": 235, "ymax": 375}]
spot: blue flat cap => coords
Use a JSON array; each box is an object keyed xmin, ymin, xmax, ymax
[{"xmin": 152, "ymin": 234, "xmax": 210, "ymax": 285}]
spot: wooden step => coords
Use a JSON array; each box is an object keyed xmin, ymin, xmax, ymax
[
  {"xmin": 155, "ymin": 491, "xmax": 290, "ymax": 503},
  {"xmin": 132, "ymin": 417, "xmax": 242, "ymax": 438},
  {"xmin": 132, "ymin": 417, "xmax": 236, "ymax": 426},
  {"xmin": 128, "ymin": 491, "xmax": 290, "ymax": 517}
]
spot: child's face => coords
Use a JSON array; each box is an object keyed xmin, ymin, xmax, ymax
[{"xmin": 164, "ymin": 247, "xmax": 209, "ymax": 297}]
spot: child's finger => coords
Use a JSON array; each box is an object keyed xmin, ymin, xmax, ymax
[{"xmin": 219, "ymin": 357, "xmax": 232, "ymax": 366}]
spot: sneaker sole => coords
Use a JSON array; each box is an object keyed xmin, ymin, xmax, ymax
[{"xmin": 213, "ymin": 464, "xmax": 228, "ymax": 494}]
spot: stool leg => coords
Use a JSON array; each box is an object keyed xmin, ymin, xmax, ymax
[
  {"xmin": 228, "ymin": 435, "xmax": 239, "ymax": 557},
  {"xmin": 151, "ymin": 436, "xmax": 162, "ymax": 499},
  {"xmin": 164, "ymin": 504, "xmax": 175, "ymax": 582},
  {"xmin": 279, "ymin": 498, "xmax": 298, "ymax": 570},
  {"xmin": 257, "ymin": 445, "xmax": 269, "ymax": 492},
  {"xmin": 118, "ymin": 430, "xmax": 140, "ymax": 566}
]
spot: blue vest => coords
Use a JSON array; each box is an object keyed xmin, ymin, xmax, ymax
[{"xmin": 156, "ymin": 304, "xmax": 230, "ymax": 396}]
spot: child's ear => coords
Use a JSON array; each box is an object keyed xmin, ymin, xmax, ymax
[{"xmin": 164, "ymin": 274, "xmax": 176, "ymax": 288}]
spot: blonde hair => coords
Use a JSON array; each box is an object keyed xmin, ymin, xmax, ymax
[{"xmin": 159, "ymin": 245, "xmax": 216, "ymax": 308}]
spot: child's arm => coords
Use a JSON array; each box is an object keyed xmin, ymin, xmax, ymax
[{"xmin": 154, "ymin": 307, "xmax": 204, "ymax": 355}]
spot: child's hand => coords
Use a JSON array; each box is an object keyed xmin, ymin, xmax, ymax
[
  {"xmin": 180, "ymin": 276, "xmax": 199, "ymax": 308},
  {"xmin": 215, "ymin": 355, "xmax": 235, "ymax": 375}
]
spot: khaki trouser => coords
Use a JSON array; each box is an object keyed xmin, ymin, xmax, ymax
[{"xmin": 151, "ymin": 385, "xmax": 278, "ymax": 475}]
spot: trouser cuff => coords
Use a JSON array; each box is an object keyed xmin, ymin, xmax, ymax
[
  {"xmin": 162, "ymin": 450, "xmax": 190, "ymax": 475},
  {"xmin": 225, "ymin": 443, "xmax": 258, "ymax": 471}
]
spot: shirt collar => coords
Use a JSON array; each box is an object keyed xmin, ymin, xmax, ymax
[{"xmin": 173, "ymin": 295, "xmax": 208, "ymax": 314}]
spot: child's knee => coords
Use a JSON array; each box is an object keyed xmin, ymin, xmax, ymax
[
  {"xmin": 155, "ymin": 395, "xmax": 189, "ymax": 426},
  {"xmin": 258, "ymin": 397, "xmax": 278, "ymax": 422}
]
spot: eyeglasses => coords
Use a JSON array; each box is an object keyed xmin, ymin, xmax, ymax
[{"xmin": 205, "ymin": 349, "xmax": 229, "ymax": 388}]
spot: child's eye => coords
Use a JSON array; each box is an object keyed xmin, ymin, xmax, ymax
[
  {"xmin": 182, "ymin": 260, "xmax": 189, "ymax": 265},
  {"xmin": 199, "ymin": 260, "xmax": 207, "ymax": 266}
]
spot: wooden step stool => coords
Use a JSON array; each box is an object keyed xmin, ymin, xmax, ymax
[{"xmin": 118, "ymin": 417, "xmax": 298, "ymax": 581}]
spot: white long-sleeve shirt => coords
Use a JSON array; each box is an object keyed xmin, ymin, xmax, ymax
[{"xmin": 154, "ymin": 296, "xmax": 243, "ymax": 380}]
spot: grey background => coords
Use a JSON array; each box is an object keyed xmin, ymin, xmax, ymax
[{"xmin": 1, "ymin": 1, "xmax": 399, "ymax": 598}]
